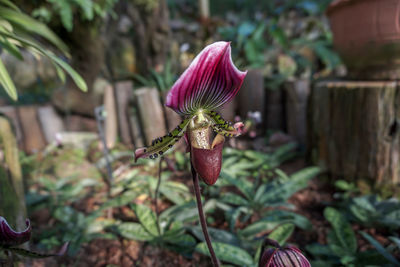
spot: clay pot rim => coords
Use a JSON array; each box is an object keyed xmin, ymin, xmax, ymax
[{"xmin": 326, "ymin": 0, "xmax": 381, "ymax": 16}]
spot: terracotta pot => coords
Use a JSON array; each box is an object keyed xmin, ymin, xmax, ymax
[{"xmin": 327, "ymin": 0, "xmax": 400, "ymax": 79}]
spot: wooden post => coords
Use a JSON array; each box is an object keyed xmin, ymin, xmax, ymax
[
  {"xmin": 237, "ymin": 69, "xmax": 265, "ymax": 122},
  {"xmin": 104, "ymin": 85, "xmax": 118, "ymax": 148},
  {"xmin": 284, "ymin": 80, "xmax": 310, "ymax": 146},
  {"xmin": 38, "ymin": 105, "xmax": 65, "ymax": 144},
  {"xmin": 129, "ymin": 108, "xmax": 145, "ymax": 148},
  {"xmin": 134, "ymin": 88, "xmax": 167, "ymax": 146},
  {"xmin": 265, "ymin": 88, "xmax": 285, "ymax": 131},
  {"xmin": 160, "ymin": 91, "xmax": 181, "ymax": 132},
  {"xmin": 217, "ymin": 99, "xmax": 236, "ymax": 123},
  {"xmin": 0, "ymin": 116, "xmax": 28, "ymax": 243},
  {"xmin": 115, "ymin": 81, "xmax": 134, "ymax": 147},
  {"xmin": 198, "ymin": 0, "xmax": 210, "ymax": 21},
  {"xmin": 17, "ymin": 106, "xmax": 46, "ymax": 154},
  {"xmin": 309, "ymin": 81, "xmax": 400, "ymax": 185}
]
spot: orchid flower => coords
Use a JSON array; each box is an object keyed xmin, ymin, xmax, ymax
[
  {"xmin": 258, "ymin": 239, "xmax": 311, "ymax": 267},
  {"xmin": 135, "ymin": 41, "xmax": 247, "ymax": 185},
  {"xmin": 0, "ymin": 216, "xmax": 31, "ymax": 248},
  {"xmin": 0, "ymin": 216, "xmax": 68, "ymax": 259}
]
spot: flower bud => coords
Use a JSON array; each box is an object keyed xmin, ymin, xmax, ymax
[{"xmin": 259, "ymin": 240, "xmax": 310, "ymax": 267}]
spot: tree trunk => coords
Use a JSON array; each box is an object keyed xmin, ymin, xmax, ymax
[
  {"xmin": 125, "ymin": 0, "xmax": 170, "ymax": 74},
  {"xmin": 52, "ymin": 19, "xmax": 105, "ymax": 117},
  {"xmin": 309, "ymin": 80, "xmax": 400, "ymax": 185}
]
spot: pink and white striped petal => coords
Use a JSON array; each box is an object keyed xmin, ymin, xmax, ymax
[{"xmin": 166, "ymin": 41, "xmax": 247, "ymax": 115}]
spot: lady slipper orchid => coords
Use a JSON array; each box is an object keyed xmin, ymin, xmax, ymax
[
  {"xmin": 258, "ymin": 239, "xmax": 311, "ymax": 267},
  {"xmin": 0, "ymin": 216, "xmax": 31, "ymax": 247},
  {"xmin": 135, "ymin": 41, "xmax": 247, "ymax": 185},
  {"xmin": 0, "ymin": 216, "xmax": 68, "ymax": 259}
]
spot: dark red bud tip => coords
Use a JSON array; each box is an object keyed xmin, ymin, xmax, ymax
[{"xmin": 191, "ymin": 138, "xmax": 224, "ymax": 185}]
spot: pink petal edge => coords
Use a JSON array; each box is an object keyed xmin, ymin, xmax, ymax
[{"xmin": 0, "ymin": 217, "xmax": 31, "ymax": 247}]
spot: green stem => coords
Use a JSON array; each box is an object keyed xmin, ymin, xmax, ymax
[{"xmin": 154, "ymin": 158, "xmax": 163, "ymax": 235}]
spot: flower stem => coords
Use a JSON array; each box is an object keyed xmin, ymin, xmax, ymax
[
  {"xmin": 191, "ymin": 163, "xmax": 220, "ymax": 267},
  {"xmin": 154, "ymin": 158, "xmax": 163, "ymax": 235}
]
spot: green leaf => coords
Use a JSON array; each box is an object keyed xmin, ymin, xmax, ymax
[
  {"xmin": 261, "ymin": 210, "xmax": 312, "ymax": 230},
  {"xmin": 73, "ymin": 0, "xmax": 94, "ymax": 20},
  {"xmin": 163, "ymin": 234, "xmax": 196, "ymax": 247},
  {"xmin": 0, "ymin": 38, "xmax": 23, "ymax": 60},
  {"xmin": 226, "ymin": 206, "xmax": 248, "ymax": 232},
  {"xmin": 306, "ymin": 243, "xmax": 333, "ymax": 257},
  {"xmin": 1, "ymin": 32, "xmax": 87, "ymax": 91},
  {"xmin": 239, "ymin": 221, "xmax": 281, "ymax": 238},
  {"xmin": 114, "ymin": 222, "xmax": 154, "ymax": 241},
  {"xmin": 159, "ymin": 201, "xmax": 198, "ymax": 224},
  {"xmin": 0, "ymin": 7, "xmax": 68, "ymax": 53},
  {"xmin": 0, "ymin": 58, "xmax": 17, "ymax": 100},
  {"xmin": 159, "ymin": 181, "xmax": 191, "ymax": 205},
  {"xmin": 195, "ymin": 242, "xmax": 254, "ymax": 266},
  {"xmin": 47, "ymin": 54, "xmax": 87, "ymax": 92},
  {"xmin": 220, "ymin": 192, "xmax": 249, "ymax": 206},
  {"xmin": 52, "ymin": 62, "xmax": 67, "ymax": 83},
  {"xmin": 389, "ymin": 236, "xmax": 400, "ymax": 249},
  {"xmin": 99, "ymin": 191, "xmax": 138, "ymax": 210},
  {"xmin": 268, "ymin": 223, "xmax": 295, "ymax": 246},
  {"xmin": 327, "ymin": 229, "xmax": 348, "ymax": 256},
  {"xmin": 0, "ymin": 0, "xmax": 19, "ymax": 11},
  {"xmin": 359, "ymin": 231, "xmax": 400, "ymax": 266},
  {"xmin": 187, "ymin": 226, "xmax": 241, "ymax": 246},
  {"xmin": 132, "ymin": 204, "xmax": 159, "ymax": 236},
  {"xmin": 324, "ymin": 207, "xmax": 357, "ymax": 254},
  {"xmin": 219, "ymin": 171, "xmax": 253, "ymax": 200},
  {"xmin": 259, "ymin": 166, "xmax": 320, "ymax": 204}
]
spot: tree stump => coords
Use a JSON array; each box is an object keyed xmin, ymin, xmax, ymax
[
  {"xmin": 0, "ymin": 116, "xmax": 28, "ymax": 242},
  {"xmin": 309, "ymin": 81, "xmax": 400, "ymax": 185}
]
